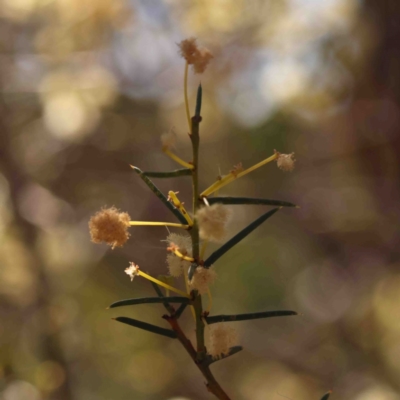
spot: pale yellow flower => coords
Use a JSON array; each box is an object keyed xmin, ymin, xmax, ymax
[{"xmin": 89, "ymin": 207, "xmax": 130, "ymax": 249}]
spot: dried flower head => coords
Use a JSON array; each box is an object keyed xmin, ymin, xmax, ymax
[
  {"xmin": 125, "ymin": 262, "xmax": 139, "ymax": 281},
  {"xmin": 165, "ymin": 233, "xmax": 192, "ymax": 277},
  {"xmin": 274, "ymin": 150, "xmax": 296, "ymax": 172},
  {"xmin": 178, "ymin": 37, "xmax": 213, "ymax": 74},
  {"xmin": 196, "ymin": 204, "xmax": 231, "ymax": 242},
  {"xmin": 190, "ymin": 266, "xmax": 217, "ymax": 294},
  {"xmin": 89, "ymin": 207, "xmax": 131, "ymax": 249},
  {"xmin": 161, "ymin": 128, "xmax": 177, "ymax": 150},
  {"xmin": 207, "ymin": 324, "xmax": 239, "ymax": 358}
]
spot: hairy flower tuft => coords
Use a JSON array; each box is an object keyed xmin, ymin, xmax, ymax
[
  {"xmin": 207, "ymin": 323, "xmax": 239, "ymax": 358},
  {"xmin": 178, "ymin": 37, "xmax": 213, "ymax": 74},
  {"xmin": 165, "ymin": 233, "xmax": 192, "ymax": 277},
  {"xmin": 125, "ymin": 262, "xmax": 139, "ymax": 281},
  {"xmin": 89, "ymin": 207, "xmax": 131, "ymax": 249},
  {"xmin": 196, "ymin": 204, "xmax": 231, "ymax": 242},
  {"xmin": 274, "ymin": 150, "xmax": 296, "ymax": 172},
  {"xmin": 190, "ymin": 266, "xmax": 217, "ymax": 294}
]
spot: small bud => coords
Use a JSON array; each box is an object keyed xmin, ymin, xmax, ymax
[
  {"xmin": 125, "ymin": 262, "xmax": 139, "ymax": 281},
  {"xmin": 89, "ymin": 207, "xmax": 131, "ymax": 249},
  {"xmin": 190, "ymin": 266, "xmax": 217, "ymax": 294},
  {"xmin": 161, "ymin": 128, "xmax": 177, "ymax": 150},
  {"xmin": 207, "ymin": 323, "xmax": 239, "ymax": 358},
  {"xmin": 196, "ymin": 204, "xmax": 231, "ymax": 242},
  {"xmin": 274, "ymin": 150, "xmax": 295, "ymax": 172},
  {"xmin": 178, "ymin": 38, "xmax": 213, "ymax": 74}
]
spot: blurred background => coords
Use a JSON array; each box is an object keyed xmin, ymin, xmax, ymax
[{"xmin": 1, "ymin": 0, "xmax": 400, "ymax": 399}]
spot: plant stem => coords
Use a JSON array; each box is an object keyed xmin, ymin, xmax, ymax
[
  {"xmin": 184, "ymin": 85, "xmax": 231, "ymax": 399},
  {"xmin": 164, "ymin": 315, "xmax": 231, "ymax": 400}
]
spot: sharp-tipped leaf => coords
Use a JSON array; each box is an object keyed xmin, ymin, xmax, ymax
[
  {"xmin": 320, "ymin": 391, "xmax": 332, "ymax": 400},
  {"xmin": 114, "ymin": 317, "xmax": 177, "ymax": 339},
  {"xmin": 204, "ymin": 208, "xmax": 280, "ymax": 267},
  {"xmin": 143, "ymin": 169, "xmax": 192, "ymax": 178},
  {"xmin": 195, "ymin": 84, "xmax": 202, "ymax": 117},
  {"xmin": 174, "ymin": 302, "xmax": 188, "ymax": 318},
  {"xmin": 207, "ymin": 196, "xmax": 296, "ymax": 208},
  {"xmin": 109, "ymin": 296, "xmax": 190, "ymax": 309},
  {"xmin": 205, "ymin": 346, "xmax": 243, "ymax": 366},
  {"xmin": 150, "ymin": 282, "xmax": 175, "ymax": 314},
  {"xmin": 206, "ymin": 310, "xmax": 297, "ymax": 325},
  {"xmin": 132, "ymin": 167, "xmax": 187, "ymax": 224}
]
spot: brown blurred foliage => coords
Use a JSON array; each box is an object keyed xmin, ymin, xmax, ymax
[{"xmin": 0, "ymin": 1, "xmax": 400, "ymax": 399}]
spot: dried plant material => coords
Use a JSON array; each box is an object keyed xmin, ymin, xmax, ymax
[
  {"xmin": 192, "ymin": 48, "xmax": 213, "ymax": 74},
  {"xmin": 89, "ymin": 207, "xmax": 131, "ymax": 248},
  {"xmin": 178, "ymin": 37, "xmax": 199, "ymax": 64},
  {"xmin": 190, "ymin": 266, "xmax": 217, "ymax": 294},
  {"xmin": 207, "ymin": 324, "xmax": 239, "ymax": 358},
  {"xmin": 125, "ymin": 262, "xmax": 139, "ymax": 281},
  {"xmin": 196, "ymin": 204, "xmax": 231, "ymax": 242},
  {"xmin": 274, "ymin": 150, "xmax": 296, "ymax": 172},
  {"xmin": 178, "ymin": 37, "xmax": 213, "ymax": 74}
]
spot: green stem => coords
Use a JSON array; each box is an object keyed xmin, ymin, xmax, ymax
[
  {"xmin": 164, "ymin": 315, "xmax": 231, "ymax": 400},
  {"xmin": 185, "ymin": 85, "xmax": 230, "ymax": 399},
  {"xmin": 189, "ymin": 85, "xmax": 205, "ymax": 358}
]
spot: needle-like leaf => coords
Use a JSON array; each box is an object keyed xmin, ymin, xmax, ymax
[
  {"xmin": 204, "ymin": 208, "xmax": 280, "ymax": 267},
  {"xmin": 205, "ymin": 310, "xmax": 297, "ymax": 325},
  {"xmin": 109, "ymin": 296, "xmax": 190, "ymax": 309},
  {"xmin": 143, "ymin": 169, "xmax": 192, "ymax": 178},
  {"xmin": 114, "ymin": 317, "xmax": 177, "ymax": 339},
  {"xmin": 207, "ymin": 196, "xmax": 296, "ymax": 208},
  {"xmin": 132, "ymin": 166, "xmax": 187, "ymax": 224}
]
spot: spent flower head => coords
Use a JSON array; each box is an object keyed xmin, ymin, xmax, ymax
[
  {"xmin": 178, "ymin": 37, "xmax": 213, "ymax": 74},
  {"xmin": 207, "ymin": 324, "xmax": 239, "ymax": 359},
  {"xmin": 190, "ymin": 266, "xmax": 217, "ymax": 294},
  {"xmin": 196, "ymin": 204, "xmax": 231, "ymax": 242},
  {"xmin": 274, "ymin": 150, "xmax": 296, "ymax": 172},
  {"xmin": 89, "ymin": 207, "xmax": 130, "ymax": 249}
]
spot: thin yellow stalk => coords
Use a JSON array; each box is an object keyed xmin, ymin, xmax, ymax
[
  {"xmin": 184, "ymin": 61, "xmax": 192, "ymax": 134},
  {"xmin": 163, "ymin": 148, "xmax": 194, "ymax": 169},
  {"xmin": 129, "ymin": 221, "xmax": 189, "ymax": 229},
  {"xmin": 200, "ymin": 153, "xmax": 278, "ymax": 197},
  {"xmin": 168, "ymin": 191, "xmax": 194, "ymax": 226},
  {"xmin": 172, "ymin": 248, "xmax": 195, "ymax": 262},
  {"xmin": 138, "ymin": 270, "xmax": 190, "ymax": 298}
]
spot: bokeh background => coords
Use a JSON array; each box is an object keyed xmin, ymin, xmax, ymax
[{"xmin": 1, "ymin": 0, "xmax": 400, "ymax": 399}]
